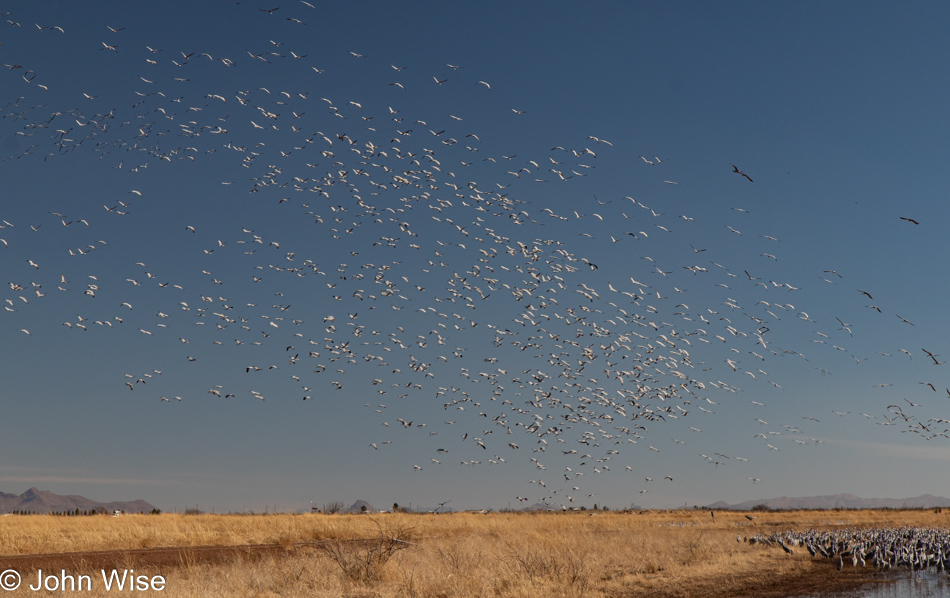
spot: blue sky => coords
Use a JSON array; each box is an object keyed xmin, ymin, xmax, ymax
[{"xmin": 1, "ymin": 1, "xmax": 949, "ymax": 513}]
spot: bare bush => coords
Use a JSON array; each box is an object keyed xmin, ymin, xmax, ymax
[
  {"xmin": 679, "ymin": 529, "xmax": 714, "ymax": 566},
  {"xmin": 318, "ymin": 519, "xmax": 414, "ymax": 584},
  {"xmin": 437, "ymin": 543, "xmax": 482, "ymax": 575},
  {"xmin": 506, "ymin": 545, "xmax": 590, "ymax": 593},
  {"xmin": 322, "ymin": 501, "xmax": 344, "ymax": 514}
]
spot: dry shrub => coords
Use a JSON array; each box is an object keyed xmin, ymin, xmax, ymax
[
  {"xmin": 436, "ymin": 543, "xmax": 481, "ymax": 575},
  {"xmin": 318, "ymin": 519, "xmax": 415, "ymax": 584},
  {"xmin": 678, "ymin": 529, "xmax": 714, "ymax": 566},
  {"xmin": 505, "ymin": 547, "xmax": 590, "ymax": 594}
]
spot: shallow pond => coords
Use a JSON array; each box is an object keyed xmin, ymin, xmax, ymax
[
  {"xmin": 860, "ymin": 571, "xmax": 950, "ymax": 598},
  {"xmin": 802, "ymin": 570, "xmax": 950, "ymax": 598}
]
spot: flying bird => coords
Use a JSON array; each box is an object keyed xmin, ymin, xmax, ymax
[{"xmin": 731, "ymin": 164, "xmax": 753, "ymax": 182}]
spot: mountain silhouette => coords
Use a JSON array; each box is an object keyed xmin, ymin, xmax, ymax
[{"xmin": 0, "ymin": 487, "xmax": 156, "ymax": 514}]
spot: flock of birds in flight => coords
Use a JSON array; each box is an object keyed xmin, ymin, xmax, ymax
[{"xmin": 1, "ymin": 2, "xmax": 945, "ymax": 508}]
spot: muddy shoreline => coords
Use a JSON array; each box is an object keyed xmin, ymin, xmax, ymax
[{"xmin": 644, "ymin": 559, "xmax": 904, "ymax": 598}]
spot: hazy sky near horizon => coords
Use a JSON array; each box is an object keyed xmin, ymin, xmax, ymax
[{"xmin": 2, "ymin": 1, "xmax": 949, "ymax": 513}]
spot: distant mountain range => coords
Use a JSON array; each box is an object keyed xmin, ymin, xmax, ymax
[
  {"xmin": 0, "ymin": 487, "xmax": 156, "ymax": 514},
  {"xmin": 708, "ymin": 493, "xmax": 950, "ymax": 511}
]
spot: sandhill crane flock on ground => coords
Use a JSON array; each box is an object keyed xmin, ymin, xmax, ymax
[
  {"xmin": 0, "ymin": 2, "xmax": 946, "ymax": 508},
  {"xmin": 752, "ymin": 527, "xmax": 950, "ymax": 575}
]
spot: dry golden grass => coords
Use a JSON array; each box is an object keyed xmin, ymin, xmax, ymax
[
  {"xmin": 4, "ymin": 509, "xmax": 949, "ymax": 597},
  {"xmin": 0, "ymin": 512, "xmax": 381, "ymax": 555}
]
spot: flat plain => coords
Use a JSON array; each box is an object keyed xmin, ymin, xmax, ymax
[{"xmin": 3, "ymin": 509, "xmax": 948, "ymax": 597}]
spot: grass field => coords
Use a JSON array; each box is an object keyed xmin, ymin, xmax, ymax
[{"xmin": 2, "ymin": 509, "xmax": 948, "ymax": 597}]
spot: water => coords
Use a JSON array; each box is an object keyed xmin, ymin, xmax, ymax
[
  {"xmin": 803, "ymin": 571, "xmax": 950, "ymax": 598},
  {"xmin": 860, "ymin": 572, "xmax": 950, "ymax": 598}
]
